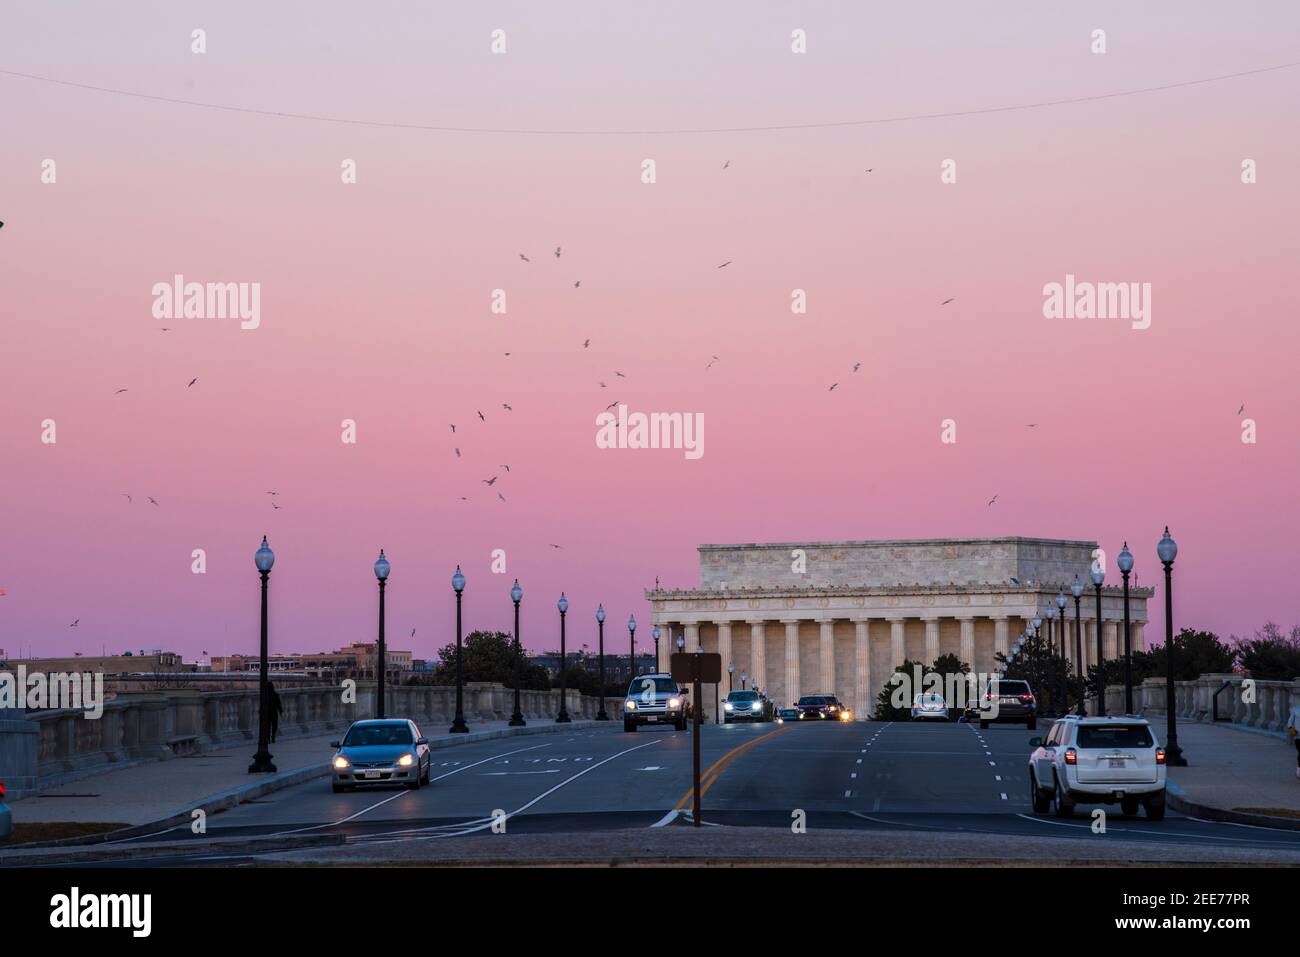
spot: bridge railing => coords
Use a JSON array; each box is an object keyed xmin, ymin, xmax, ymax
[
  {"xmin": 1092, "ymin": 674, "xmax": 1299, "ymax": 731},
  {"xmin": 12, "ymin": 682, "xmax": 624, "ymax": 795}
]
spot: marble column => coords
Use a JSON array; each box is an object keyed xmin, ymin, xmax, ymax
[
  {"xmin": 889, "ymin": 618, "xmax": 906, "ymax": 666},
  {"xmin": 923, "ymin": 617, "xmax": 940, "ymax": 663},
  {"xmin": 993, "ymin": 616, "xmax": 1010, "ymax": 659},
  {"xmin": 1132, "ymin": 621, "xmax": 1146, "ymax": 653},
  {"xmin": 657, "ymin": 622, "xmax": 673, "ymax": 672},
  {"xmin": 685, "ymin": 622, "xmax": 701, "ymax": 654},
  {"xmin": 783, "ymin": 620, "xmax": 801, "ymax": 705},
  {"xmin": 715, "ymin": 621, "xmax": 733, "ymax": 692},
  {"xmin": 747, "ymin": 621, "xmax": 766, "ymax": 695},
  {"xmin": 1104, "ymin": 620, "xmax": 1119, "ymax": 660},
  {"xmin": 818, "ymin": 619, "xmax": 835, "ymax": 695},
  {"xmin": 854, "ymin": 618, "xmax": 871, "ymax": 719},
  {"xmin": 958, "ymin": 617, "xmax": 975, "ymax": 666}
]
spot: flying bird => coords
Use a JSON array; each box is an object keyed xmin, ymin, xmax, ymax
[
  {"xmin": 122, "ymin": 494, "xmax": 132, "ymax": 504},
  {"xmin": 605, "ymin": 400, "xmax": 619, "ymax": 410},
  {"xmin": 482, "ymin": 477, "xmax": 498, "ymax": 486},
  {"xmin": 271, "ymin": 502, "xmax": 281, "ymax": 510},
  {"xmin": 941, "ymin": 298, "xmax": 955, "ymax": 305},
  {"xmin": 454, "ymin": 447, "xmax": 461, "ymax": 457},
  {"xmin": 497, "ymin": 492, "xmax": 506, "ymax": 502},
  {"xmin": 265, "ymin": 491, "xmax": 278, "ymax": 496},
  {"xmin": 69, "ymin": 619, "xmax": 79, "ymax": 627},
  {"xmin": 574, "ymin": 280, "xmax": 581, "ymax": 288},
  {"xmin": 717, "ymin": 261, "xmax": 731, "ymax": 269},
  {"xmin": 410, "ymin": 628, "xmax": 416, "ymax": 638},
  {"xmin": 987, "ymin": 494, "xmax": 998, "ymax": 507},
  {"xmin": 706, "ymin": 355, "xmax": 720, "ymax": 370},
  {"xmin": 1008, "ymin": 576, "xmax": 1020, "ymax": 585},
  {"xmin": 599, "ymin": 381, "xmax": 607, "ymax": 388},
  {"xmin": 500, "ymin": 465, "xmax": 510, "ymax": 472},
  {"xmin": 828, "ymin": 383, "xmax": 838, "ymax": 392},
  {"xmin": 502, "ymin": 403, "xmax": 512, "ymax": 411},
  {"xmin": 722, "ymin": 160, "xmax": 730, "ymax": 169},
  {"xmin": 477, "ymin": 411, "xmax": 485, "ymax": 421},
  {"xmin": 583, "ymin": 339, "xmax": 590, "ymax": 348},
  {"xmin": 1237, "ymin": 404, "xmax": 1245, "ymax": 415},
  {"xmin": 187, "ymin": 378, "xmax": 197, "ymax": 387},
  {"xmin": 852, "ymin": 362, "xmax": 861, "ymax": 372},
  {"xmin": 519, "ymin": 253, "xmax": 530, "ymax": 262},
  {"xmin": 114, "ymin": 389, "xmax": 128, "ymax": 394},
  {"xmin": 159, "ymin": 327, "xmax": 171, "ymax": 332},
  {"xmin": 554, "ymin": 246, "xmax": 562, "ymax": 258},
  {"xmin": 450, "ymin": 423, "xmax": 456, "ymax": 433},
  {"xmin": 1026, "ymin": 423, "xmax": 1037, "ymax": 428},
  {"xmin": 614, "ymin": 371, "xmax": 625, "ymax": 378},
  {"xmin": 147, "ymin": 497, "xmax": 159, "ymax": 506},
  {"xmin": 548, "ymin": 543, "xmax": 564, "ymax": 549},
  {"xmin": 864, "ymin": 168, "xmax": 873, "ymax": 173}
]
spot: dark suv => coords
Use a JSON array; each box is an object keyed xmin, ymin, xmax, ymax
[
  {"xmin": 794, "ymin": 694, "xmax": 845, "ymax": 720},
  {"xmin": 978, "ymin": 679, "xmax": 1037, "ymax": 730}
]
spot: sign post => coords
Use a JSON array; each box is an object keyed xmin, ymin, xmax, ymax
[{"xmin": 671, "ymin": 652, "xmax": 721, "ymax": 827}]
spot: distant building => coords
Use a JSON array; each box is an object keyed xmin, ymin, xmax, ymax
[{"xmin": 211, "ymin": 641, "xmax": 413, "ymax": 683}]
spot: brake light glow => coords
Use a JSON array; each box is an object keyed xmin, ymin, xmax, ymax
[
  {"xmin": 1155, "ymin": 748, "xmax": 1166, "ymax": 765},
  {"xmin": 1019, "ymin": 694, "xmax": 1034, "ymax": 702},
  {"xmin": 1063, "ymin": 748, "xmax": 1077, "ymax": 765}
]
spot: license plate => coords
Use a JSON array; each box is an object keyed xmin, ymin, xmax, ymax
[
  {"xmin": 364, "ymin": 769, "xmax": 382, "ymax": 779},
  {"xmin": 648, "ymin": 716, "xmax": 658, "ymax": 722},
  {"xmin": 1108, "ymin": 758, "xmax": 1126, "ymax": 768}
]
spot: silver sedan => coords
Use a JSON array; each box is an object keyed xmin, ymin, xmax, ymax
[{"xmin": 330, "ymin": 719, "xmax": 432, "ymax": 792}]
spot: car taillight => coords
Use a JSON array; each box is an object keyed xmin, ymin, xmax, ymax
[
  {"xmin": 1063, "ymin": 748, "xmax": 1077, "ymax": 765},
  {"xmin": 0, "ymin": 782, "xmax": 5, "ymax": 799},
  {"xmin": 984, "ymin": 693, "xmax": 993, "ymax": 700},
  {"xmin": 1155, "ymin": 748, "xmax": 1166, "ymax": 765},
  {"xmin": 1019, "ymin": 694, "xmax": 1034, "ymax": 702}
]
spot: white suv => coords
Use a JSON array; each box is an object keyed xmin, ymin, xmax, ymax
[{"xmin": 1027, "ymin": 716, "xmax": 1167, "ymax": 820}]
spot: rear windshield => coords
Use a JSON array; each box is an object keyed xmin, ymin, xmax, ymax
[
  {"xmin": 628, "ymin": 676, "xmax": 677, "ymax": 695},
  {"xmin": 343, "ymin": 723, "xmax": 413, "ymax": 746},
  {"xmin": 915, "ymin": 694, "xmax": 945, "ymax": 704},
  {"xmin": 988, "ymin": 681, "xmax": 1031, "ymax": 695},
  {"xmin": 797, "ymin": 696, "xmax": 828, "ymax": 705},
  {"xmin": 1077, "ymin": 725, "xmax": 1155, "ymax": 749},
  {"xmin": 726, "ymin": 691, "xmax": 759, "ymax": 701}
]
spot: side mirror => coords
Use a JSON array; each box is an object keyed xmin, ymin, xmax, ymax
[
  {"xmin": 1028, "ymin": 737, "xmax": 1043, "ymax": 748},
  {"xmin": 415, "ymin": 737, "xmax": 429, "ymax": 746},
  {"xmin": 329, "ymin": 741, "xmax": 341, "ymax": 749}
]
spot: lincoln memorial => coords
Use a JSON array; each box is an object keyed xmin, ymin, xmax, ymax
[{"xmin": 647, "ymin": 538, "xmax": 1152, "ymax": 721}]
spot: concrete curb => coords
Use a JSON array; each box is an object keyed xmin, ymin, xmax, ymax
[
  {"xmin": 10, "ymin": 719, "xmax": 613, "ymax": 850},
  {"xmin": 1166, "ymin": 780, "xmax": 1300, "ymax": 832},
  {"xmin": 0, "ymin": 833, "xmax": 347, "ymax": 867}
]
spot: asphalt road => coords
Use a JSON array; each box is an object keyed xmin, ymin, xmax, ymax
[{"xmin": 95, "ymin": 719, "xmax": 1300, "ymax": 862}]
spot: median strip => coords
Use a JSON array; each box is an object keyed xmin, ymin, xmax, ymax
[{"xmin": 673, "ymin": 725, "xmax": 797, "ymax": 811}]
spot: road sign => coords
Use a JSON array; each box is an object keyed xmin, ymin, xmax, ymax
[
  {"xmin": 670, "ymin": 652, "xmax": 721, "ymax": 827},
  {"xmin": 671, "ymin": 652, "xmax": 721, "ymax": 684}
]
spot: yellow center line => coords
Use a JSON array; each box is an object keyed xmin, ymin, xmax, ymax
[{"xmin": 673, "ymin": 724, "xmax": 799, "ymax": 810}]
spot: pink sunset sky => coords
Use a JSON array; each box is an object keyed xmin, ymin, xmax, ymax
[{"xmin": 2, "ymin": 1, "xmax": 1298, "ymax": 662}]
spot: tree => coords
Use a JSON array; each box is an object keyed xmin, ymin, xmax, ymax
[
  {"xmin": 1235, "ymin": 622, "xmax": 1300, "ymax": 680},
  {"xmin": 874, "ymin": 654, "xmax": 972, "ymax": 720},
  {"xmin": 430, "ymin": 630, "xmax": 550, "ymax": 689},
  {"xmin": 1100, "ymin": 627, "xmax": 1236, "ymax": 684}
]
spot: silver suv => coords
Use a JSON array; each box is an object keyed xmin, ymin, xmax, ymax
[
  {"xmin": 1028, "ymin": 715, "xmax": 1167, "ymax": 820},
  {"xmin": 623, "ymin": 674, "xmax": 688, "ymax": 732}
]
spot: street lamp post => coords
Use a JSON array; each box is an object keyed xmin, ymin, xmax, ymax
[
  {"xmin": 727, "ymin": 662, "xmax": 734, "ymax": 692},
  {"xmin": 1117, "ymin": 542, "xmax": 1135, "ymax": 715},
  {"xmin": 1071, "ymin": 574, "xmax": 1085, "ymax": 715},
  {"xmin": 373, "ymin": 549, "xmax": 390, "ymax": 720},
  {"xmin": 1045, "ymin": 605, "xmax": 1057, "ymax": 715},
  {"xmin": 1158, "ymin": 528, "xmax": 1187, "ymax": 765},
  {"xmin": 1091, "ymin": 564, "xmax": 1105, "ymax": 715},
  {"xmin": 652, "ymin": 625, "xmax": 661, "ymax": 672},
  {"xmin": 509, "ymin": 579, "xmax": 525, "ymax": 726},
  {"xmin": 1031, "ymin": 616, "xmax": 1042, "ymax": 714},
  {"xmin": 628, "ymin": 614, "xmax": 638, "ymax": 691},
  {"xmin": 741, "ymin": 670, "xmax": 748, "ymax": 691},
  {"xmin": 1055, "ymin": 590, "xmax": 1068, "ymax": 714},
  {"xmin": 556, "ymin": 594, "xmax": 571, "ymax": 723},
  {"xmin": 450, "ymin": 566, "xmax": 468, "ymax": 733},
  {"xmin": 249, "ymin": 536, "xmax": 277, "ymax": 773},
  {"xmin": 595, "ymin": 605, "xmax": 609, "ymax": 720}
]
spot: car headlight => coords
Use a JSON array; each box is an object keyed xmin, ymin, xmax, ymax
[
  {"xmin": 397, "ymin": 753, "xmax": 415, "ymax": 767},
  {"xmin": 333, "ymin": 755, "xmax": 351, "ymax": 769},
  {"xmin": 750, "ymin": 702, "xmax": 761, "ymax": 710},
  {"xmin": 724, "ymin": 702, "xmax": 734, "ymax": 711},
  {"xmin": 625, "ymin": 700, "xmax": 636, "ymax": 710},
  {"xmin": 668, "ymin": 697, "xmax": 681, "ymax": 709}
]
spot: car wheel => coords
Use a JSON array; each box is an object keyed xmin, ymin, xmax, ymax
[
  {"xmin": 1144, "ymin": 792, "xmax": 1166, "ymax": 821},
  {"xmin": 624, "ymin": 720, "xmax": 636, "ymax": 733},
  {"xmin": 676, "ymin": 718, "xmax": 688, "ymax": 731},
  {"xmin": 1120, "ymin": 797, "xmax": 1140, "ymax": 817},
  {"xmin": 979, "ymin": 719, "xmax": 989, "ymax": 730},
  {"xmin": 1030, "ymin": 772, "xmax": 1051, "ymax": 814},
  {"xmin": 1053, "ymin": 774, "xmax": 1074, "ymax": 818},
  {"xmin": 421, "ymin": 763, "xmax": 431, "ymax": 785},
  {"xmin": 332, "ymin": 782, "xmax": 345, "ymax": 794},
  {"xmin": 407, "ymin": 770, "xmax": 421, "ymax": 791},
  {"xmin": 1027, "ymin": 718, "xmax": 1037, "ymax": 730}
]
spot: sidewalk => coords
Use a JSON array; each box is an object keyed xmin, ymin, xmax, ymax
[
  {"xmin": 1166, "ymin": 721, "xmax": 1300, "ymax": 826},
  {"xmin": 8, "ymin": 719, "xmax": 612, "ymax": 830}
]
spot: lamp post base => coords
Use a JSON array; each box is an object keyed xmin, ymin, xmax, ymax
[
  {"xmin": 248, "ymin": 751, "xmax": 277, "ymax": 774},
  {"xmin": 1165, "ymin": 744, "xmax": 1187, "ymax": 766},
  {"xmin": 595, "ymin": 710, "xmax": 609, "ymax": 721},
  {"xmin": 508, "ymin": 714, "xmax": 526, "ymax": 727},
  {"xmin": 449, "ymin": 716, "xmax": 469, "ymax": 734},
  {"xmin": 555, "ymin": 712, "xmax": 571, "ymax": 723}
]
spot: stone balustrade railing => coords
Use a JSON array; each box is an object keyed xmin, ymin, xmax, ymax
[
  {"xmin": 1091, "ymin": 674, "xmax": 1300, "ymax": 731},
  {"xmin": 8, "ymin": 682, "xmax": 625, "ymax": 796}
]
